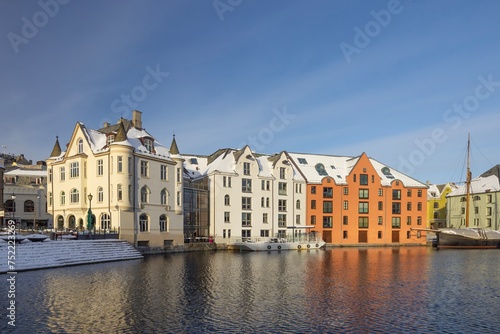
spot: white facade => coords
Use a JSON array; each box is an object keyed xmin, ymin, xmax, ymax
[
  {"xmin": 184, "ymin": 146, "xmax": 306, "ymax": 244},
  {"xmin": 46, "ymin": 111, "xmax": 184, "ymax": 247}
]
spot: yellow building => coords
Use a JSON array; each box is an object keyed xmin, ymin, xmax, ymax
[{"xmin": 427, "ymin": 182, "xmax": 456, "ymax": 229}]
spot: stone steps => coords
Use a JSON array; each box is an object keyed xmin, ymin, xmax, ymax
[{"xmin": 0, "ymin": 239, "xmax": 143, "ymax": 273}]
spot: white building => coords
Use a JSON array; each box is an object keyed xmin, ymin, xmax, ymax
[
  {"xmin": 183, "ymin": 146, "xmax": 306, "ymax": 244},
  {"xmin": 46, "ymin": 110, "xmax": 184, "ymax": 248}
]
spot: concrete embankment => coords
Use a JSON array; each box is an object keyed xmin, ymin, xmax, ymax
[{"xmin": 0, "ymin": 239, "xmax": 143, "ymax": 273}]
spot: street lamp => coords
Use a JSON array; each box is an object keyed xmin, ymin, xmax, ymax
[
  {"xmin": 33, "ymin": 195, "xmax": 39, "ymax": 231},
  {"xmin": 87, "ymin": 194, "xmax": 94, "ymax": 239},
  {"xmin": 11, "ymin": 194, "xmax": 17, "ymax": 234}
]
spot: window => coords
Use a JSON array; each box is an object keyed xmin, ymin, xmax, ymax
[
  {"xmin": 311, "ymin": 215, "xmax": 316, "ymax": 225},
  {"xmin": 70, "ymin": 189, "xmax": 79, "ymax": 203},
  {"xmin": 417, "ymin": 190, "xmax": 422, "ymax": 197},
  {"xmin": 343, "ymin": 216, "xmax": 348, "ymax": 225},
  {"xmin": 353, "ymin": 174, "xmax": 357, "ymax": 182},
  {"xmin": 177, "ymin": 191, "xmax": 181, "ymax": 206},
  {"xmin": 117, "ymin": 184, "xmax": 123, "ymax": 201},
  {"xmin": 242, "ymin": 213, "xmax": 252, "ymax": 226},
  {"xmin": 101, "ymin": 214, "xmax": 111, "ymax": 230},
  {"xmin": 378, "ymin": 231, "xmax": 382, "ymax": 239},
  {"xmin": 159, "ymin": 215, "xmax": 168, "ymax": 232},
  {"xmin": 417, "ymin": 202, "xmax": 422, "ymax": 211},
  {"xmin": 263, "ymin": 213, "xmax": 268, "ymax": 224},
  {"xmin": 295, "ymin": 183, "xmax": 302, "ymax": 193},
  {"xmin": 360, "ymin": 174, "xmax": 368, "ymax": 185},
  {"xmin": 343, "ymin": 187, "xmax": 348, "ymax": 195},
  {"xmin": 117, "ymin": 156, "xmax": 123, "ymax": 173},
  {"xmin": 359, "ymin": 189, "xmax": 369, "ymax": 199},
  {"xmin": 280, "ymin": 167, "xmax": 286, "ymax": 179},
  {"xmin": 224, "ymin": 212, "xmax": 230, "ymax": 223},
  {"xmin": 266, "ymin": 197, "xmax": 270, "ymax": 208},
  {"xmin": 143, "ymin": 138, "xmax": 153, "ymax": 152},
  {"xmin": 261, "ymin": 197, "xmax": 265, "ymax": 207},
  {"xmin": 296, "ymin": 200, "xmax": 301, "ymax": 209},
  {"xmin": 392, "ymin": 202, "xmax": 401, "ymax": 214},
  {"xmin": 242, "ymin": 229, "xmax": 251, "ymax": 239},
  {"xmin": 343, "ymin": 231, "xmax": 348, "ymax": 239},
  {"xmin": 378, "ymin": 201, "xmax": 383, "ymax": 210},
  {"xmin": 48, "ymin": 192, "xmax": 52, "ymax": 206},
  {"xmin": 311, "ymin": 200, "xmax": 316, "ymax": 209},
  {"xmin": 407, "ymin": 189, "xmax": 412, "ymax": 197},
  {"xmin": 487, "ymin": 194, "xmax": 492, "ymax": 203},
  {"xmin": 177, "ymin": 168, "xmax": 181, "ymax": 183},
  {"xmin": 407, "ymin": 202, "xmax": 412, "ymax": 211},
  {"xmin": 139, "ymin": 214, "xmax": 148, "ymax": 232},
  {"xmin": 223, "ymin": 176, "xmax": 232, "ymax": 188},
  {"xmin": 261, "ymin": 180, "xmax": 266, "ymax": 190},
  {"xmin": 107, "ymin": 135, "xmax": 115, "ymax": 145},
  {"xmin": 260, "ymin": 230, "xmax": 270, "ymax": 237},
  {"xmin": 98, "ymin": 187, "xmax": 104, "ymax": 202},
  {"xmin": 487, "ymin": 207, "xmax": 492, "ymax": 216},
  {"xmin": 70, "ymin": 162, "xmax": 79, "ymax": 178},
  {"xmin": 378, "ymin": 188, "xmax": 383, "ymax": 196},
  {"xmin": 97, "ymin": 160, "xmax": 103, "ymax": 176},
  {"xmin": 343, "ymin": 200, "xmax": 348, "ymax": 210},
  {"xmin": 278, "ymin": 214, "xmax": 287, "ymax": 227},
  {"xmin": 296, "ymin": 215, "xmax": 301, "ymax": 225},
  {"xmin": 49, "ymin": 169, "xmax": 52, "ymax": 182},
  {"xmin": 433, "ymin": 202, "xmax": 439, "ymax": 209},
  {"xmin": 358, "ymin": 217, "xmax": 368, "ymax": 228},
  {"xmin": 278, "ymin": 182, "xmax": 287, "ymax": 195},
  {"xmin": 378, "ymin": 216, "xmax": 383, "ymax": 225},
  {"xmin": 243, "ymin": 162, "xmax": 250, "ymax": 175},
  {"xmin": 315, "ymin": 163, "xmax": 328, "ymax": 176},
  {"xmin": 24, "ymin": 200, "xmax": 34, "ymax": 213},
  {"xmin": 128, "ymin": 157, "xmax": 132, "ymax": 175},
  {"xmin": 60, "ymin": 167, "xmax": 65, "ymax": 181},
  {"xmin": 242, "ymin": 179, "xmax": 252, "ymax": 193},
  {"xmin": 359, "ymin": 202, "xmax": 369, "ymax": 214},
  {"xmin": 141, "ymin": 186, "xmax": 149, "ymax": 203},
  {"xmin": 278, "ymin": 199, "xmax": 287, "ymax": 212},
  {"xmin": 311, "ymin": 186, "xmax": 316, "ymax": 194},
  {"xmin": 407, "ymin": 217, "xmax": 412, "ymax": 225},
  {"xmin": 298, "ymin": 158, "xmax": 308, "ymax": 164},
  {"xmin": 161, "ymin": 189, "xmax": 168, "ymax": 205},
  {"xmin": 323, "ymin": 187, "xmax": 333, "ymax": 198},
  {"xmin": 392, "ymin": 217, "xmax": 401, "ymax": 228},
  {"xmin": 78, "ymin": 139, "xmax": 83, "ymax": 153},
  {"xmin": 323, "ymin": 216, "xmax": 332, "ymax": 228},
  {"xmin": 323, "ymin": 201, "xmax": 333, "ymax": 213},
  {"xmin": 140, "ymin": 161, "xmax": 149, "ymax": 177},
  {"xmin": 242, "ymin": 197, "xmax": 251, "ymax": 210},
  {"xmin": 392, "ymin": 190, "xmax": 401, "ymax": 200}
]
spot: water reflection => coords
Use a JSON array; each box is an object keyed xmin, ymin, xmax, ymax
[{"xmin": 2, "ymin": 248, "xmax": 500, "ymax": 333}]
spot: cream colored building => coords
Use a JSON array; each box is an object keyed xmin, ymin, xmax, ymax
[{"xmin": 46, "ymin": 111, "xmax": 184, "ymax": 247}]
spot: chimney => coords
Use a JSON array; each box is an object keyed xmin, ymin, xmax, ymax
[
  {"xmin": 132, "ymin": 110, "xmax": 142, "ymax": 129},
  {"xmin": 103, "ymin": 121, "xmax": 110, "ymax": 128}
]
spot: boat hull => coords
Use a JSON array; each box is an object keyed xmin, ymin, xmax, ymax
[
  {"xmin": 230, "ymin": 240, "xmax": 326, "ymax": 252},
  {"xmin": 437, "ymin": 228, "xmax": 500, "ymax": 249}
]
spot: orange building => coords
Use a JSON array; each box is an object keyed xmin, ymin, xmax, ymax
[{"xmin": 287, "ymin": 152, "xmax": 427, "ymax": 245}]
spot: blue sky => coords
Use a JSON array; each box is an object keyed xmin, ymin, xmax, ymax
[{"xmin": 1, "ymin": 0, "xmax": 500, "ymax": 184}]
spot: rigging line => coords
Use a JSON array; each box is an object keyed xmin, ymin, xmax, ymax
[{"xmin": 471, "ymin": 138, "xmax": 495, "ymax": 168}]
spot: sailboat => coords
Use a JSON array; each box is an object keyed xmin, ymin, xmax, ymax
[{"xmin": 435, "ymin": 135, "xmax": 500, "ymax": 249}]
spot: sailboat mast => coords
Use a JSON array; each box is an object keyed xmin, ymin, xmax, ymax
[{"xmin": 465, "ymin": 133, "xmax": 471, "ymax": 228}]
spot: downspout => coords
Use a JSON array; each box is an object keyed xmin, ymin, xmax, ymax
[{"xmin": 133, "ymin": 151, "xmax": 137, "ymax": 247}]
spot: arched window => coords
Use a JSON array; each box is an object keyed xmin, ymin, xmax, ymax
[
  {"xmin": 296, "ymin": 200, "xmax": 301, "ymax": 210},
  {"xmin": 433, "ymin": 202, "xmax": 439, "ymax": 208},
  {"xmin": 57, "ymin": 215, "xmax": 64, "ymax": 230},
  {"xmin": 161, "ymin": 189, "xmax": 168, "ymax": 205},
  {"xmin": 141, "ymin": 186, "xmax": 150, "ymax": 203},
  {"xmin": 224, "ymin": 194, "xmax": 230, "ymax": 206},
  {"xmin": 61, "ymin": 191, "xmax": 66, "ymax": 205},
  {"xmin": 159, "ymin": 214, "xmax": 168, "ymax": 232},
  {"xmin": 24, "ymin": 200, "xmax": 34, "ymax": 213},
  {"xmin": 101, "ymin": 213, "xmax": 111, "ymax": 230},
  {"xmin": 78, "ymin": 139, "xmax": 84, "ymax": 153},
  {"xmin": 97, "ymin": 187, "xmax": 104, "ymax": 202},
  {"xmin": 139, "ymin": 214, "xmax": 149, "ymax": 232},
  {"xmin": 473, "ymin": 195, "xmax": 480, "ymax": 201},
  {"xmin": 70, "ymin": 189, "xmax": 79, "ymax": 203},
  {"xmin": 460, "ymin": 197, "xmax": 466, "ymax": 202},
  {"xmin": 315, "ymin": 163, "xmax": 328, "ymax": 176},
  {"xmin": 261, "ymin": 197, "xmax": 265, "ymax": 207},
  {"xmin": 68, "ymin": 215, "xmax": 76, "ymax": 229}
]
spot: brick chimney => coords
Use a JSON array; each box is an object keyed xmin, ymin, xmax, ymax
[{"xmin": 132, "ymin": 110, "xmax": 142, "ymax": 129}]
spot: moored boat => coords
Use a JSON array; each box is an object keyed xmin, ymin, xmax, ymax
[{"xmin": 230, "ymin": 235, "xmax": 326, "ymax": 252}]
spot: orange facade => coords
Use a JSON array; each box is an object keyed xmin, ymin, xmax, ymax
[{"xmin": 307, "ymin": 154, "xmax": 427, "ymax": 245}]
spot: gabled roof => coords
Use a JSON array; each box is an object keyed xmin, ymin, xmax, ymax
[{"xmin": 448, "ymin": 175, "xmax": 500, "ymax": 197}]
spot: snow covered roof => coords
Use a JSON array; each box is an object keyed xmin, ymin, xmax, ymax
[
  {"xmin": 5, "ymin": 169, "xmax": 47, "ymax": 177},
  {"xmin": 447, "ymin": 175, "xmax": 500, "ymax": 197},
  {"xmin": 287, "ymin": 152, "xmax": 427, "ymax": 188}
]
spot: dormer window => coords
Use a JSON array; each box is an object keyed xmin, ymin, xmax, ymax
[
  {"xmin": 107, "ymin": 135, "xmax": 115, "ymax": 146},
  {"xmin": 143, "ymin": 138, "xmax": 153, "ymax": 152}
]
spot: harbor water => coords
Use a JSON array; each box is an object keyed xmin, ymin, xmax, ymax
[{"xmin": 2, "ymin": 247, "xmax": 500, "ymax": 333}]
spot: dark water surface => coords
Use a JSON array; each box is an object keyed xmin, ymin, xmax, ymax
[{"xmin": 2, "ymin": 247, "xmax": 500, "ymax": 333}]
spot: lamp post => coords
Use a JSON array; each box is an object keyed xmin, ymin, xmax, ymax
[
  {"xmin": 11, "ymin": 193, "xmax": 17, "ymax": 234},
  {"xmin": 87, "ymin": 194, "xmax": 94, "ymax": 239},
  {"xmin": 33, "ymin": 195, "xmax": 39, "ymax": 231}
]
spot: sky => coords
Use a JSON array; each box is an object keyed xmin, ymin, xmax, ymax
[{"xmin": 1, "ymin": 0, "xmax": 500, "ymax": 184}]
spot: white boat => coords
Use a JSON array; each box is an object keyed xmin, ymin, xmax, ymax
[
  {"xmin": 25, "ymin": 234, "xmax": 49, "ymax": 242},
  {"xmin": 230, "ymin": 235, "xmax": 326, "ymax": 252}
]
